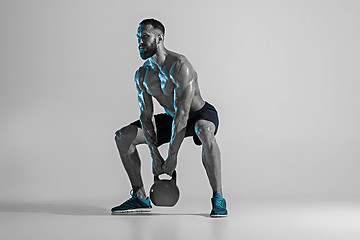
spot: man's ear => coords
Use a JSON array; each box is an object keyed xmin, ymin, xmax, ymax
[{"xmin": 157, "ymin": 34, "xmax": 164, "ymax": 44}]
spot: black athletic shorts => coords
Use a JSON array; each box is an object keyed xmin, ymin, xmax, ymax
[{"xmin": 130, "ymin": 102, "xmax": 219, "ymax": 146}]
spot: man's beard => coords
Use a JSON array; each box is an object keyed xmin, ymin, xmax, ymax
[{"xmin": 139, "ymin": 41, "xmax": 157, "ymax": 60}]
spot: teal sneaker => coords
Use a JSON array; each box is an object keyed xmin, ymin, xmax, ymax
[
  {"xmin": 111, "ymin": 190, "xmax": 152, "ymax": 214},
  {"xmin": 210, "ymin": 193, "xmax": 228, "ymax": 218}
]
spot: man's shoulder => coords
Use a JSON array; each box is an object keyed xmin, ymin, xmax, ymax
[{"xmin": 169, "ymin": 54, "xmax": 195, "ymax": 82}]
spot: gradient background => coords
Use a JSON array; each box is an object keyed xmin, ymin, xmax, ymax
[{"xmin": 1, "ymin": 0, "xmax": 359, "ymax": 206}]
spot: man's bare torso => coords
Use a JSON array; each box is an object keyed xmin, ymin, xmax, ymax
[{"xmin": 136, "ymin": 50, "xmax": 205, "ymax": 116}]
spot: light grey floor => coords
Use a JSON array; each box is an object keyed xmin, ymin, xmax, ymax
[{"xmin": 1, "ymin": 198, "xmax": 359, "ymax": 240}]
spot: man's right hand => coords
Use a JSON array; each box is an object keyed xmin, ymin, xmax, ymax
[{"xmin": 151, "ymin": 151, "xmax": 165, "ymax": 176}]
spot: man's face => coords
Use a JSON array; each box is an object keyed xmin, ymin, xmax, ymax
[{"xmin": 137, "ymin": 24, "xmax": 158, "ymax": 60}]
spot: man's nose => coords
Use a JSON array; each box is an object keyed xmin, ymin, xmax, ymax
[{"xmin": 138, "ymin": 38, "xmax": 143, "ymax": 44}]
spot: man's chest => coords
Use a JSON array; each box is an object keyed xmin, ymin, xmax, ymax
[{"xmin": 143, "ymin": 67, "xmax": 175, "ymax": 96}]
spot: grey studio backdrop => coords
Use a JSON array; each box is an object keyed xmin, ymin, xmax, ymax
[{"xmin": 1, "ymin": 0, "xmax": 359, "ymax": 205}]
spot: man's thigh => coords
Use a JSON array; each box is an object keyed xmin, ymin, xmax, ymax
[
  {"xmin": 185, "ymin": 102, "xmax": 219, "ymax": 145},
  {"xmin": 130, "ymin": 125, "xmax": 147, "ymax": 145},
  {"xmin": 115, "ymin": 124, "xmax": 147, "ymax": 146}
]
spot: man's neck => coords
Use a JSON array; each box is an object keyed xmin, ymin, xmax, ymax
[{"xmin": 151, "ymin": 48, "xmax": 168, "ymax": 67}]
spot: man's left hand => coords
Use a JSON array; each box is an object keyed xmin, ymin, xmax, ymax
[{"xmin": 162, "ymin": 154, "xmax": 177, "ymax": 176}]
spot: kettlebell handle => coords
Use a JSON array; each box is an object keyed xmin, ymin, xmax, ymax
[{"xmin": 154, "ymin": 170, "xmax": 177, "ymax": 183}]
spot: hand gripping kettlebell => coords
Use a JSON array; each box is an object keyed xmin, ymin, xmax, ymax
[{"xmin": 150, "ymin": 170, "xmax": 180, "ymax": 207}]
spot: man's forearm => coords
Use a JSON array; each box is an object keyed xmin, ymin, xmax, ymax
[
  {"xmin": 140, "ymin": 116, "xmax": 159, "ymax": 153},
  {"xmin": 168, "ymin": 113, "xmax": 188, "ymax": 156}
]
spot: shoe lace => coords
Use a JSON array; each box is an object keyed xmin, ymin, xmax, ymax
[
  {"xmin": 129, "ymin": 189, "xmax": 136, "ymax": 197},
  {"xmin": 213, "ymin": 196, "xmax": 224, "ymax": 208},
  {"xmin": 123, "ymin": 190, "xmax": 138, "ymax": 204}
]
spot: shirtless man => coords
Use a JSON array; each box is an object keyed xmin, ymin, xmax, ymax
[{"xmin": 111, "ymin": 19, "xmax": 227, "ymax": 217}]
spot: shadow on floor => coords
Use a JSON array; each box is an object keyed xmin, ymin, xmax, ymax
[
  {"xmin": 0, "ymin": 202, "xmax": 109, "ymax": 216},
  {"xmin": 0, "ymin": 202, "xmax": 210, "ymax": 217},
  {"xmin": 111, "ymin": 212, "xmax": 210, "ymax": 218}
]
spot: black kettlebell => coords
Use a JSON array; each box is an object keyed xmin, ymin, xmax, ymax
[{"xmin": 150, "ymin": 170, "xmax": 180, "ymax": 207}]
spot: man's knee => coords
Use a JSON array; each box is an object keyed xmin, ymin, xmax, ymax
[
  {"xmin": 115, "ymin": 125, "xmax": 138, "ymax": 148},
  {"xmin": 195, "ymin": 120, "xmax": 216, "ymax": 147}
]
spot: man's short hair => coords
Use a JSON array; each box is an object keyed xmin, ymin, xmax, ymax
[{"xmin": 139, "ymin": 18, "xmax": 165, "ymax": 35}]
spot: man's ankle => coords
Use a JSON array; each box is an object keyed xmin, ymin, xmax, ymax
[
  {"xmin": 213, "ymin": 191, "xmax": 223, "ymax": 198},
  {"xmin": 138, "ymin": 192, "xmax": 147, "ymax": 200},
  {"xmin": 133, "ymin": 187, "xmax": 147, "ymax": 200}
]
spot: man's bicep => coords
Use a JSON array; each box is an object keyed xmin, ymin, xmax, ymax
[
  {"xmin": 174, "ymin": 81, "xmax": 194, "ymax": 101},
  {"xmin": 171, "ymin": 62, "xmax": 194, "ymax": 111},
  {"xmin": 174, "ymin": 82, "xmax": 194, "ymax": 115},
  {"xmin": 138, "ymin": 90, "xmax": 154, "ymax": 117},
  {"xmin": 135, "ymin": 68, "xmax": 153, "ymax": 118}
]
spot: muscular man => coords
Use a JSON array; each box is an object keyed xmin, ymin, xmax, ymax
[{"xmin": 111, "ymin": 19, "xmax": 227, "ymax": 217}]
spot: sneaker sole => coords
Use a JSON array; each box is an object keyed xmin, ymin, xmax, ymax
[
  {"xmin": 111, "ymin": 208, "xmax": 151, "ymax": 214},
  {"xmin": 210, "ymin": 214, "xmax": 228, "ymax": 218}
]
